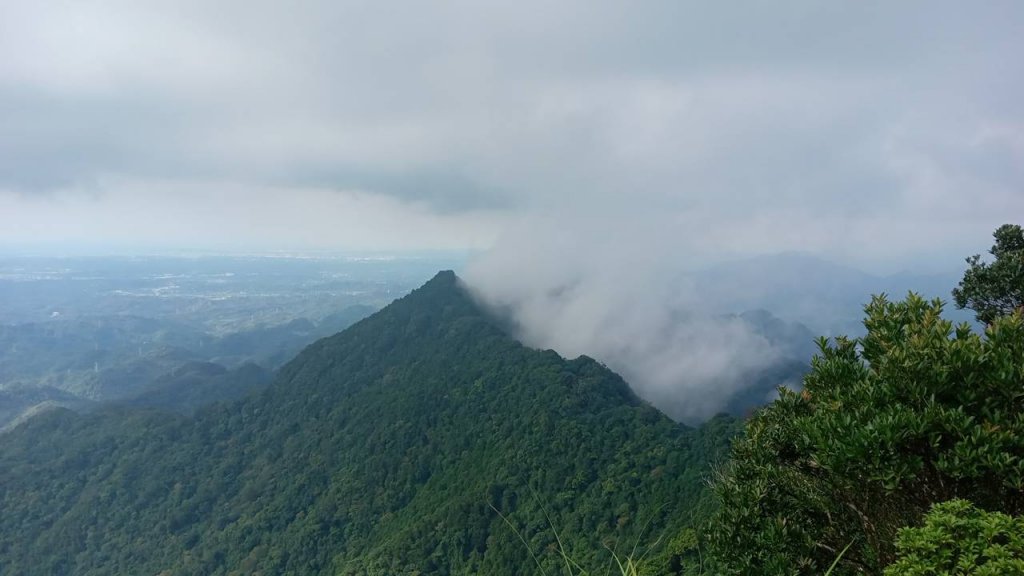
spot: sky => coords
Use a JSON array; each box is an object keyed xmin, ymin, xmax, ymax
[
  {"xmin": 2, "ymin": 1, "xmax": 1022, "ymax": 420},
  {"xmin": 1, "ymin": 1, "xmax": 1021, "ymax": 266}
]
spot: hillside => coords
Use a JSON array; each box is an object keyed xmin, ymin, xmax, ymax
[
  {"xmin": 0, "ymin": 304, "xmax": 375, "ymax": 430},
  {"xmin": 0, "ymin": 271, "xmax": 735, "ymax": 575},
  {"xmin": 117, "ymin": 361, "xmax": 273, "ymax": 415}
]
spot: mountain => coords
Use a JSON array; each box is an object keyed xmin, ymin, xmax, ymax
[
  {"xmin": 0, "ymin": 306, "xmax": 376, "ymax": 395},
  {"xmin": 206, "ymin": 304, "xmax": 376, "ymax": 368},
  {"xmin": 694, "ymin": 253, "xmax": 972, "ymax": 335},
  {"xmin": 118, "ymin": 361, "xmax": 273, "ymax": 415},
  {"xmin": 0, "ymin": 385, "xmax": 94, "ymax": 433},
  {"xmin": 0, "ymin": 305, "xmax": 376, "ymax": 429},
  {"xmin": 736, "ymin": 309, "xmax": 817, "ymax": 360},
  {"xmin": 0, "ymin": 362, "xmax": 272, "ymax": 436},
  {"xmin": 0, "ymin": 271, "xmax": 734, "ymax": 575},
  {"xmin": 712, "ymin": 309, "xmax": 814, "ymax": 416},
  {"xmin": 0, "ymin": 315, "xmax": 206, "ymax": 398}
]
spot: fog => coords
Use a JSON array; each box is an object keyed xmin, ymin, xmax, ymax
[{"xmin": 464, "ymin": 218, "xmax": 806, "ymax": 421}]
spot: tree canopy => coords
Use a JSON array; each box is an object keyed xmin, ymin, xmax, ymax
[
  {"xmin": 885, "ymin": 499, "xmax": 1024, "ymax": 576},
  {"xmin": 953, "ymin": 223, "xmax": 1024, "ymax": 324},
  {"xmin": 707, "ymin": 294, "xmax": 1024, "ymax": 574}
]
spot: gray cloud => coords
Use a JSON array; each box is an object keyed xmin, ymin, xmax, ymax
[
  {"xmin": 3, "ymin": 1, "xmax": 1021, "ymax": 227},
  {"xmin": 462, "ymin": 217, "xmax": 820, "ymax": 422}
]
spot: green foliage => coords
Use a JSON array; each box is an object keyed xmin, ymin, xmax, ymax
[
  {"xmin": 0, "ymin": 304, "xmax": 373, "ymax": 429},
  {"xmin": 707, "ymin": 293, "xmax": 1024, "ymax": 575},
  {"xmin": 119, "ymin": 361, "xmax": 272, "ymax": 414},
  {"xmin": 0, "ymin": 271, "xmax": 734, "ymax": 575},
  {"xmin": 885, "ymin": 499, "xmax": 1024, "ymax": 576},
  {"xmin": 953, "ymin": 223, "xmax": 1024, "ymax": 324}
]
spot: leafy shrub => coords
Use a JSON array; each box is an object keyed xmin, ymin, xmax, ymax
[
  {"xmin": 885, "ymin": 499, "xmax": 1024, "ymax": 576},
  {"xmin": 707, "ymin": 295, "xmax": 1024, "ymax": 575}
]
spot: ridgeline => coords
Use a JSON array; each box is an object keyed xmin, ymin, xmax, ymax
[{"xmin": 0, "ymin": 271, "xmax": 735, "ymax": 575}]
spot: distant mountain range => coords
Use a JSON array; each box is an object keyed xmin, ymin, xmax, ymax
[
  {"xmin": 693, "ymin": 253, "xmax": 973, "ymax": 335},
  {"xmin": 0, "ymin": 305, "xmax": 375, "ymax": 430}
]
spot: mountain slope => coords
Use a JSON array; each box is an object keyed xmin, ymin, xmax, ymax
[
  {"xmin": 717, "ymin": 309, "xmax": 814, "ymax": 416},
  {"xmin": 0, "ymin": 304, "xmax": 375, "ymax": 430},
  {"xmin": 0, "ymin": 271, "xmax": 732, "ymax": 575},
  {"xmin": 118, "ymin": 361, "xmax": 273, "ymax": 414},
  {"xmin": 0, "ymin": 385, "xmax": 94, "ymax": 433}
]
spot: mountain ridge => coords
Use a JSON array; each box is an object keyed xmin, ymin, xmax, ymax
[{"xmin": 0, "ymin": 269, "xmax": 729, "ymax": 575}]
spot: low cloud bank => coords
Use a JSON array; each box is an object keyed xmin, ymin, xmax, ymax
[{"xmin": 464, "ymin": 219, "xmax": 804, "ymax": 423}]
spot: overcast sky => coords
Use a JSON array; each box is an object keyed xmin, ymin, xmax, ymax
[{"xmin": 1, "ymin": 1, "xmax": 1022, "ymax": 269}]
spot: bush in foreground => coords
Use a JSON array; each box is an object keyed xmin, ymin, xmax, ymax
[
  {"xmin": 707, "ymin": 295, "xmax": 1024, "ymax": 574},
  {"xmin": 885, "ymin": 499, "xmax": 1024, "ymax": 576}
]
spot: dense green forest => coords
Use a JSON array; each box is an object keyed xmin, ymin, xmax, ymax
[
  {"xmin": 0, "ymin": 271, "xmax": 737, "ymax": 575},
  {"xmin": 1, "ymin": 225, "xmax": 1021, "ymax": 575}
]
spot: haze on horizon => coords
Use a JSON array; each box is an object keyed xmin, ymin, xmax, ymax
[{"xmin": 2, "ymin": 1, "xmax": 1022, "ymax": 419}]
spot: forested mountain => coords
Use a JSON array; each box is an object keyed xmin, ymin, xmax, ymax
[
  {"xmin": 0, "ymin": 385, "xmax": 93, "ymax": 433},
  {"xmin": 0, "ymin": 271, "xmax": 736, "ymax": 575},
  {"xmin": 117, "ymin": 362, "xmax": 273, "ymax": 415},
  {"xmin": 0, "ymin": 305, "xmax": 374, "ymax": 430}
]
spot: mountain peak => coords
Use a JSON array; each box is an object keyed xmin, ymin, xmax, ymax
[
  {"xmin": 428, "ymin": 269, "xmax": 458, "ymax": 284},
  {"xmin": 408, "ymin": 269, "xmax": 464, "ymax": 302},
  {"xmin": 393, "ymin": 269, "xmax": 475, "ymax": 314}
]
